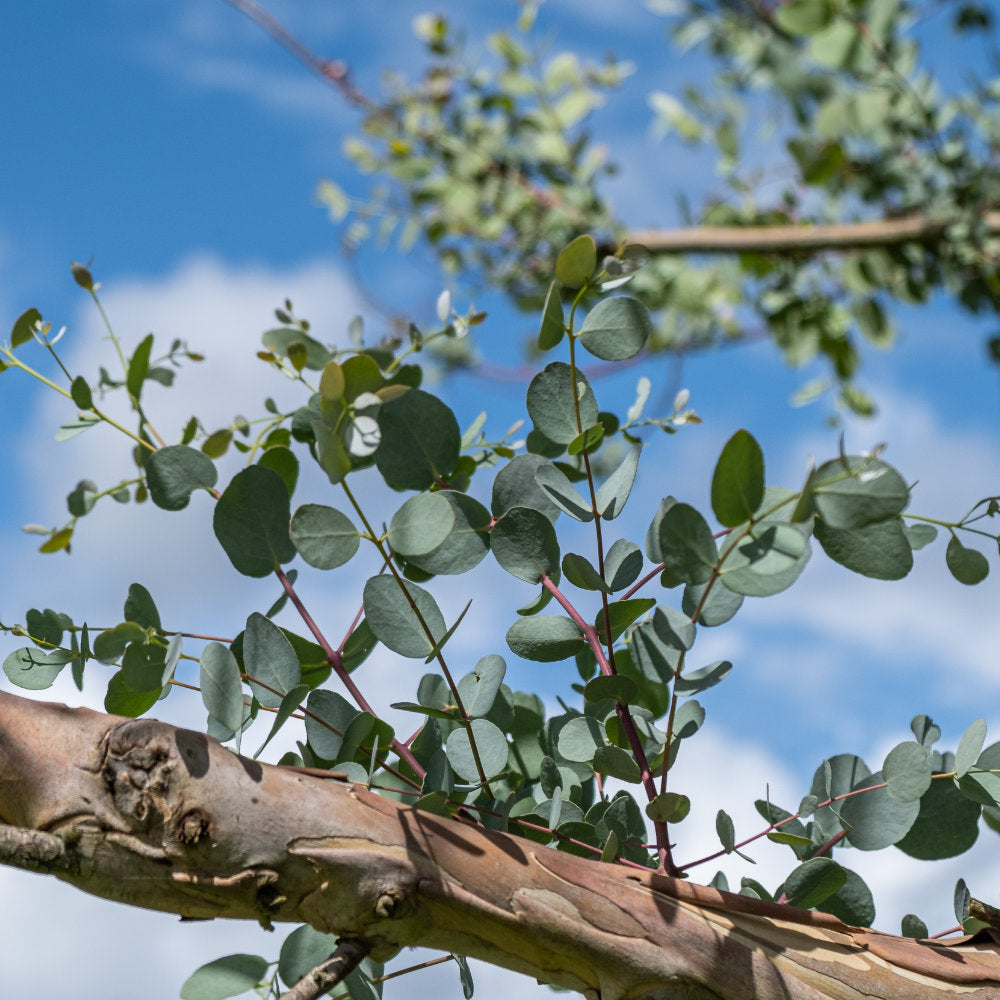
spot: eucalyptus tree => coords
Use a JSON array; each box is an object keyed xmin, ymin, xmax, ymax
[{"xmin": 4, "ymin": 2, "xmax": 1000, "ymax": 998}]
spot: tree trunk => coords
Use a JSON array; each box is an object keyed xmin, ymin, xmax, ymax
[{"xmin": 1, "ymin": 690, "xmax": 998, "ymax": 1000}]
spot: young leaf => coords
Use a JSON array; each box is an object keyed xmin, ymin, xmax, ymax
[
  {"xmin": 711, "ymin": 429, "xmax": 765, "ymax": 527},
  {"xmin": 126, "ymin": 333, "xmax": 153, "ymax": 400},
  {"xmin": 538, "ymin": 280, "xmax": 565, "ymax": 350},
  {"xmin": 555, "ymin": 234, "xmax": 597, "ymax": 288},
  {"xmin": 11, "ymin": 307, "xmax": 42, "ymax": 348},
  {"xmin": 70, "ymin": 375, "xmax": 94, "ymax": 410}
]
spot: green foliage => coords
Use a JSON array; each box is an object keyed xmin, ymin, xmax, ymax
[{"xmin": 4, "ymin": 238, "xmax": 1000, "ymax": 996}]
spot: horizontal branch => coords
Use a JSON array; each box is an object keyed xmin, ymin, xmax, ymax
[
  {"xmin": 2, "ymin": 690, "xmax": 999, "ymax": 999},
  {"xmin": 627, "ymin": 211, "xmax": 1000, "ymax": 255}
]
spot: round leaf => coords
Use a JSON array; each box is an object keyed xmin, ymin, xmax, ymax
[
  {"xmin": 243, "ymin": 612, "xmax": 301, "ymax": 709},
  {"xmin": 822, "ymin": 868, "xmax": 876, "ymax": 927},
  {"xmin": 579, "ymin": 297, "xmax": 652, "ymax": 361},
  {"xmin": 896, "ymin": 777, "xmax": 981, "ymax": 860},
  {"xmin": 783, "ymin": 858, "xmax": 847, "ymax": 910},
  {"xmin": 813, "ymin": 456, "xmax": 909, "ymax": 530},
  {"xmin": 278, "ymin": 926, "xmax": 338, "ymax": 990},
  {"xmin": 506, "ymin": 615, "xmax": 584, "ymax": 662},
  {"xmin": 214, "ymin": 466, "xmax": 296, "ymax": 577},
  {"xmin": 290, "ymin": 504, "xmax": 361, "ymax": 570},
  {"xmin": 363, "ymin": 575, "xmax": 446, "ymax": 658},
  {"xmin": 646, "ymin": 792, "xmax": 690, "ymax": 823},
  {"xmin": 526, "ymin": 362, "xmax": 598, "ymax": 446},
  {"xmin": 840, "ymin": 771, "xmax": 920, "ymax": 850},
  {"xmin": 388, "ymin": 493, "xmax": 455, "ymax": 556},
  {"xmin": 883, "ymin": 742, "xmax": 932, "ymax": 803},
  {"xmin": 719, "ymin": 522, "xmax": 811, "ymax": 597},
  {"xmin": 946, "ymin": 536, "xmax": 989, "ymax": 585},
  {"xmin": 402, "ymin": 492, "xmax": 492, "ymax": 576},
  {"xmin": 180, "ymin": 954, "xmax": 270, "ymax": 1000},
  {"xmin": 814, "ymin": 517, "xmax": 913, "ymax": 580},
  {"xmin": 492, "ymin": 507, "xmax": 560, "ymax": 583},
  {"xmin": 446, "ymin": 719, "xmax": 509, "ymax": 781},
  {"xmin": 146, "ymin": 445, "xmax": 218, "ymax": 511},
  {"xmin": 492, "ymin": 453, "xmax": 562, "ymax": 521},
  {"xmin": 604, "ymin": 539, "xmax": 643, "ymax": 592},
  {"xmin": 3, "ymin": 647, "xmax": 72, "ymax": 691},
  {"xmin": 375, "ymin": 389, "xmax": 460, "ymax": 490},
  {"xmin": 558, "ymin": 716, "xmax": 606, "ymax": 762}
]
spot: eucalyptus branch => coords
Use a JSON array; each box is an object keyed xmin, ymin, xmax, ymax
[
  {"xmin": 338, "ymin": 479, "xmax": 493, "ymax": 796},
  {"xmin": 273, "ymin": 566, "xmax": 425, "ymax": 782}
]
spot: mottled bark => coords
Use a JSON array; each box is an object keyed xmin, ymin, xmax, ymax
[{"xmin": 2, "ymin": 690, "xmax": 998, "ymax": 1000}]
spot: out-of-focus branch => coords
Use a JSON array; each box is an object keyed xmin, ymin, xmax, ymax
[
  {"xmin": 221, "ymin": 0, "xmax": 373, "ymax": 108},
  {"xmin": 627, "ymin": 211, "xmax": 1000, "ymax": 254}
]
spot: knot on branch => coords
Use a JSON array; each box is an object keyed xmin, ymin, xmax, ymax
[{"xmin": 100, "ymin": 720, "xmax": 175, "ymax": 830}]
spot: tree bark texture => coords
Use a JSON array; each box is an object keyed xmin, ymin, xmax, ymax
[{"xmin": 2, "ymin": 691, "xmax": 999, "ymax": 1000}]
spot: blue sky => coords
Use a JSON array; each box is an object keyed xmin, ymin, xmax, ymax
[{"xmin": 3, "ymin": 3, "xmax": 1000, "ymax": 999}]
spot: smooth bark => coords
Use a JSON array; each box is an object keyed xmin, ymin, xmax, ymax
[{"xmin": 2, "ymin": 690, "xmax": 999, "ymax": 1000}]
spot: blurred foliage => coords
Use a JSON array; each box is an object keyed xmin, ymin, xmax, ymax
[{"xmin": 321, "ymin": 0, "xmax": 1000, "ymax": 414}]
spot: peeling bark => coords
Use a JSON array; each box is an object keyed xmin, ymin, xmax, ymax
[{"xmin": 2, "ymin": 691, "xmax": 999, "ymax": 1000}]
